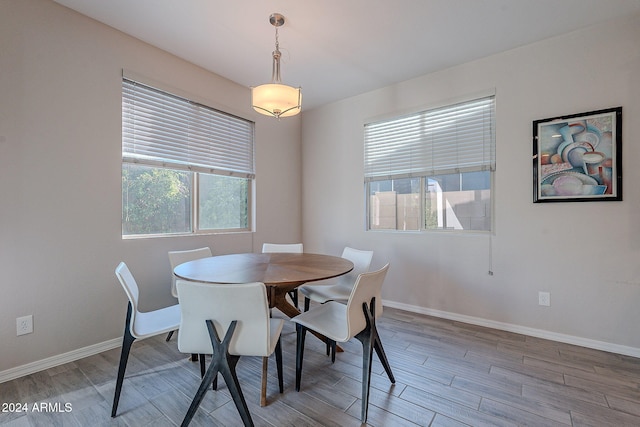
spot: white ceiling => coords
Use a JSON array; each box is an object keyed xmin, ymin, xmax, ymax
[{"xmin": 53, "ymin": 0, "xmax": 640, "ymax": 111}]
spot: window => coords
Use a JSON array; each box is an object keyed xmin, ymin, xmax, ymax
[
  {"xmin": 365, "ymin": 96, "xmax": 495, "ymax": 231},
  {"xmin": 122, "ymin": 78, "xmax": 254, "ymax": 237}
]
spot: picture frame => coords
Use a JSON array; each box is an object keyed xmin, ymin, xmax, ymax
[{"xmin": 533, "ymin": 107, "xmax": 622, "ymax": 203}]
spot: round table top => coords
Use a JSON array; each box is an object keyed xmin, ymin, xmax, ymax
[{"xmin": 173, "ymin": 252, "xmax": 354, "ymax": 287}]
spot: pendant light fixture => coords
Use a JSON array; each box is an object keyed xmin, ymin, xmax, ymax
[{"xmin": 251, "ymin": 13, "xmax": 302, "ymax": 119}]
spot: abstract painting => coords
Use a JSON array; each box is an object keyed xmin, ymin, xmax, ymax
[{"xmin": 533, "ymin": 107, "xmax": 622, "ymax": 202}]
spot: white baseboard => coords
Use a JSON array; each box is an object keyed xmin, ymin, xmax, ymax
[
  {"xmin": 0, "ymin": 338, "xmax": 122, "ymax": 384},
  {"xmin": 3, "ymin": 302, "xmax": 639, "ymax": 384},
  {"xmin": 383, "ymin": 300, "xmax": 640, "ymax": 359}
]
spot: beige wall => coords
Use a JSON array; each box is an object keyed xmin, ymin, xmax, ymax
[
  {"xmin": 302, "ymin": 12, "xmax": 640, "ymax": 355},
  {"xmin": 0, "ymin": 0, "xmax": 301, "ymax": 374},
  {"xmin": 2, "ymin": 0, "xmax": 639, "ymax": 379}
]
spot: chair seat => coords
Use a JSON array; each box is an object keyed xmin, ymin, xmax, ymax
[
  {"xmin": 298, "ymin": 247, "xmax": 374, "ymax": 313},
  {"xmin": 300, "ymin": 281, "xmax": 383, "ymax": 315},
  {"xmin": 131, "ymin": 304, "xmax": 181, "ymax": 339},
  {"xmin": 298, "ymin": 282, "xmax": 350, "ymax": 304},
  {"xmin": 292, "ymin": 301, "xmax": 356, "ymax": 343}
]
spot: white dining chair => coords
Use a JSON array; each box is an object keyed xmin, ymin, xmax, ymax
[
  {"xmin": 298, "ymin": 247, "xmax": 374, "ymax": 361},
  {"xmin": 112, "ymin": 262, "xmax": 181, "ymax": 418},
  {"xmin": 261, "ymin": 243, "xmax": 303, "ymax": 253},
  {"xmin": 262, "ymin": 243, "xmax": 303, "ymax": 308},
  {"xmin": 166, "ymin": 247, "xmax": 212, "ymax": 342},
  {"xmin": 176, "ymin": 280, "xmax": 284, "ymax": 426},
  {"xmin": 167, "ymin": 247, "xmax": 215, "ymax": 382},
  {"xmin": 291, "ymin": 263, "xmax": 394, "ymax": 424},
  {"xmin": 298, "ymin": 247, "xmax": 374, "ymax": 312},
  {"xmin": 168, "ymin": 247, "xmax": 213, "ymax": 298}
]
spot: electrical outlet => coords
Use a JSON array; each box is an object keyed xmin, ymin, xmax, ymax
[
  {"xmin": 16, "ymin": 315, "xmax": 33, "ymax": 336},
  {"xmin": 538, "ymin": 292, "xmax": 550, "ymax": 307}
]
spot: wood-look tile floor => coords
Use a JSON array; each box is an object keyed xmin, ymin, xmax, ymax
[{"xmin": 2, "ymin": 307, "xmax": 640, "ymax": 426}]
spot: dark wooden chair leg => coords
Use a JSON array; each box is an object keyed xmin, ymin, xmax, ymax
[
  {"xmin": 355, "ymin": 329, "xmax": 374, "ymax": 423},
  {"xmin": 181, "ymin": 356, "xmax": 223, "ymax": 427},
  {"xmin": 295, "ymin": 323, "xmax": 307, "ymax": 392},
  {"xmin": 372, "ymin": 327, "xmax": 395, "ymax": 383},
  {"xmin": 275, "ymin": 338, "xmax": 283, "ymax": 393},
  {"xmin": 325, "ymin": 338, "xmax": 336, "ymax": 363},
  {"xmin": 354, "ymin": 304, "xmax": 374, "ymax": 423},
  {"xmin": 166, "ymin": 330, "xmax": 174, "ymax": 342},
  {"xmin": 112, "ymin": 303, "xmax": 136, "ymax": 418},
  {"xmin": 353, "ymin": 297, "xmax": 395, "ymax": 423},
  {"xmin": 367, "ymin": 297, "xmax": 395, "ymax": 383},
  {"xmin": 220, "ymin": 353, "xmax": 251, "ymax": 427},
  {"xmin": 199, "ymin": 354, "xmax": 206, "ymax": 377},
  {"xmin": 196, "ymin": 354, "xmax": 217, "ymax": 390},
  {"xmin": 180, "ymin": 320, "xmax": 253, "ymax": 427},
  {"xmin": 304, "ymin": 296, "xmax": 311, "ymax": 312},
  {"xmin": 288, "ymin": 289, "xmax": 299, "ymax": 309}
]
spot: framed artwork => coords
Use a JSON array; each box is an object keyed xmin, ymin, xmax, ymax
[{"xmin": 533, "ymin": 107, "xmax": 622, "ymax": 203}]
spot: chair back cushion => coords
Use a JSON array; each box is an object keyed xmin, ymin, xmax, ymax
[
  {"xmin": 345, "ymin": 263, "xmax": 390, "ymax": 336},
  {"xmin": 115, "ymin": 262, "xmax": 141, "ymax": 337},
  {"xmin": 340, "ymin": 247, "xmax": 374, "ymax": 284},
  {"xmin": 168, "ymin": 247, "xmax": 212, "ymax": 297},
  {"xmin": 262, "ymin": 243, "xmax": 303, "ymax": 253},
  {"xmin": 176, "ymin": 280, "xmax": 272, "ymax": 356},
  {"xmin": 115, "ymin": 262, "xmax": 139, "ymax": 311},
  {"xmin": 304, "ymin": 246, "xmax": 373, "ymax": 288}
]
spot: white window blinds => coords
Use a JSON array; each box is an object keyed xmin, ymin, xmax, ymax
[
  {"xmin": 364, "ymin": 96, "xmax": 495, "ymax": 180},
  {"xmin": 122, "ymin": 78, "xmax": 255, "ymax": 178}
]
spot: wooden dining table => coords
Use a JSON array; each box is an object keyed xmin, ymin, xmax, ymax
[
  {"xmin": 173, "ymin": 252, "xmax": 354, "ymax": 320},
  {"xmin": 174, "ymin": 252, "xmax": 353, "ymax": 406}
]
